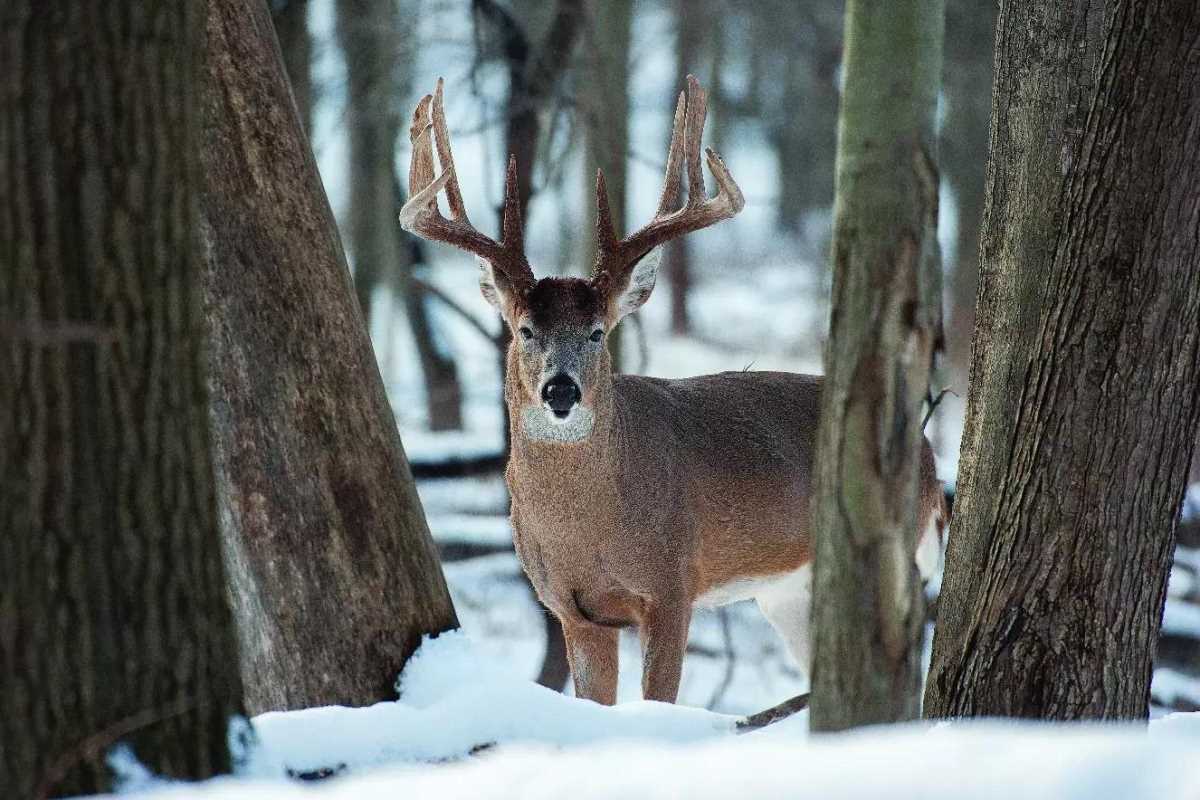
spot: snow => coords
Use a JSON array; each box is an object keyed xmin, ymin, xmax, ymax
[{"xmin": 88, "ymin": 633, "xmax": 1200, "ymax": 799}]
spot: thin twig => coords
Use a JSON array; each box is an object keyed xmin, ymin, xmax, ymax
[
  {"xmin": 411, "ymin": 276, "xmax": 502, "ymax": 347},
  {"xmin": 35, "ymin": 697, "xmax": 198, "ymax": 800},
  {"xmin": 706, "ymin": 608, "xmax": 736, "ymax": 710},
  {"xmin": 922, "ymin": 386, "xmax": 957, "ymax": 430},
  {"xmin": 735, "ymin": 692, "xmax": 810, "ymax": 733}
]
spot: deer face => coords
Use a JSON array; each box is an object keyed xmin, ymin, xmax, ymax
[{"xmin": 483, "ymin": 271, "xmax": 623, "ymax": 442}]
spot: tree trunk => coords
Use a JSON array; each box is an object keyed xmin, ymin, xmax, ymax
[
  {"xmin": 940, "ymin": 0, "xmax": 996, "ymax": 379},
  {"xmin": 473, "ymin": 0, "xmax": 584, "ymax": 691},
  {"xmin": 810, "ymin": 0, "xmax": 944, "ymax": 732},
  {"xmin": 925, "ymin": 0, "xmax": 1200, "ymax": 721},
  {"xmin": 271, "ymin": 0, "xmax": 313, "ymax": 135},
  {"xmin": 199, "ymin": 0, "xmax": 458, "ymax": 715},
  {"xmin": 394, "ymin": 178, "xmax": 465, "ymax": 432},
  {"xmin": 336, "ymin": 0, "xmax": 401, "ymax": 327},
  {"xmin": 581, "ymin": 0, "xmax": 632, "ymax": 371},
  {"xmin": 0, "ymin": 2, "xmax": 246, "ymax": 796},
  {"xmin": 663, "ymin": 0, "xmax": 702, "ymax": 336}
]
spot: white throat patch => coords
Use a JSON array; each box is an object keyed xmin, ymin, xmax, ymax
[{"xmin": 520, "ymin": 405, "xmax": 595, "ymax": 443}]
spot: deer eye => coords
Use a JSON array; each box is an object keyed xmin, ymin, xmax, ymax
[
  {"xmin": 589, "ymin": 329, "xmax": 604, "ymax": 343},
  {"xmin": 519, "ymin": 326, "xmax": 534, "ymax": 341}
]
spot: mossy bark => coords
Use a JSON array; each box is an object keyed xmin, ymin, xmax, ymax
[
  {"xmin": 925, "ymin": 0, "xmax": 1200, "ymax": 720},
  {"xmin": 810, "ymin": 0, "xmax": 944, "ymax": 732},
  {"xmin": 0, "ymin": 2, "xmax": 247, "ymax": 795}
]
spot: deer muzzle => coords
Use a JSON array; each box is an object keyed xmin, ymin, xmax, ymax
[{"xmin": 541, "ymin": 374, "xmax": 582, "ymax": 418}]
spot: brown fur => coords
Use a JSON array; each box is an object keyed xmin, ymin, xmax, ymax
[{"xmin": 500, "ymin": 279, "xmax": 945, "ymax": 704}]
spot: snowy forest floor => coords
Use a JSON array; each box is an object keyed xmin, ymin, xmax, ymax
[{"xmin": 92, "ymin": 258, "xmax": 1200, "ymax": 797}]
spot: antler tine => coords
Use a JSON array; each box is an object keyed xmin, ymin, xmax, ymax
[
  {"xmin": 501, "ymin": 155, "xmax": 523, "ymax": 248},
  {"xmin": 399, "ymin": 80, "xmax": 536, "ymax": 295},
  {"xmin": 654, "ymin": 89, "xmax": 688, "ymax": 217},
  {"xmin": 431, "ymin": 78, "xmax": 467, "ymax": 221},
  {"xmin": 683, "ymin": 74, "xmax": 707, "ymax": 207},
  {"xmin": 591, "ymin": 76, "xmax": 744, "ymax": 285}
]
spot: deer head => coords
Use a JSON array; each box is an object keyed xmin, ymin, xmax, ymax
[{"xmin": 400, "ymin": 76, "xmax": 744, "ymax": 442}]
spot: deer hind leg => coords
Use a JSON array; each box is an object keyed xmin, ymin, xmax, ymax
[
  {"xmin": 638, "ymin": 600, "xmax": 691, "ymax": 703},
  {"xmin": 563, "ymin": 621, "xmax": 619, "ymax": 705},
  {"xmin": 754, "ymin": 564, "xmax": 814, "ymax": 688}
]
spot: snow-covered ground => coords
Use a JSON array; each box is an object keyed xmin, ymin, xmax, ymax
[{"xmin": 99, "ymin": 633, "xmax": 1200, "ymax": 799}]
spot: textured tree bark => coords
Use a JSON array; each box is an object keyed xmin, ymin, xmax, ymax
[
  {"xmin": 581, "ymin": 0, "xmax": 631, "ymax": 371},
  {"xmin": 0, "ymin": 2, "xmax": 247, "ymax": 796},
  {"xmin": 270, "ymin": 0, "xmax": 313, "ymax": 135},
  {"xmin": 925, "ymin": 0, "xmax": 1200, "ymax": 720},
  {"xmin": 336, "ymin": 0, "xmax": 400, "ymax": 326},
  {"xmin": 810, "ymin": 0, "xmax": 944, "ymax": 732},
  {"xmin": 200, "ymin": 0, "xmax": 458, "ymax": 714}
]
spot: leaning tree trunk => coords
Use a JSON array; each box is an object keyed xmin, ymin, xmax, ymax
[
  {"xmin": 200, "ymin": 0, "xmax": 458, "ymax": 714},
  {"xmin": 0, "ymin": 2, "xmax": 246, "ymax": 796},
  {"xmin": 809, "ymin": 0, "xmax": 944, "ymax": 732},
  {"xmin": 925, "ymin": 0, "xmax": 1200, "ymax": 721}
]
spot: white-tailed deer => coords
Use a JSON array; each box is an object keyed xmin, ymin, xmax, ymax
[{"xmin": 400, "ymin": 76, "xmax": 946, "ymax": 704}]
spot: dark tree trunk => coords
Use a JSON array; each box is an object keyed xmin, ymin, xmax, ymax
[
  {"xmin": 663, "ymin": 0, "xmax": 703, "ymax": 336},
  {"xmin": 199, "ymin": 0, "xmax": 458, "ymax": 715},
  {"xmin": 271, "ymin": 0, "xmax": 314, "ymax": 135},
  {"xmin": 473, "ymin": 0, "xmax": 584, "ymax": 691},
  {"xmin": 0, "ymin": 2, "xmax": 246, "ymax": 796},
  {"xmin": 810, "ymin": 0, "xmax": 944, "ymax": 732},
  {"xmin": 925, "ymin": 0, "xmax": 1200, "ymax": 721},
  {"xmin": 581, "ymin": 0, "xmax": 632, "ymax": 371},
  {"xmin": 394, "ymin": 179, "xmax": 465, "ymax": 432},
  {"xmin": 336, "ymin": 0, "xmax": 400, "ymax": 326}
]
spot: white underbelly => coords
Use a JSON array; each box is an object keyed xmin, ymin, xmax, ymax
[{"xmin": 694, "ymin": 567, "xmax": 808, "ymax": 609}]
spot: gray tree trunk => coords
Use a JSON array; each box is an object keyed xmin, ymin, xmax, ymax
[
  {"xmin": 581, "ymin": 0, "xmax": 631, "ymax": 371},
  {"xmin": 925, "ymin": 0, "xmax": 1200, "ymax": 721},
  {"xmin": 0, "ymin": 2, "xmax": 246, "ymax": 795},
  {"xmin": 336, "ymin": 0, "xmax": 401, "ymax": 327},
  {"xmin": 271, "ymin": 0, "xmax": 314, "ymax": 135},
  {"xmin": 810, "ymin": 0, "xmax": 944, "ymax": 732},
  {"xmin": 200, "ymin": 0, "xmax": 458, "ymax": 715}
]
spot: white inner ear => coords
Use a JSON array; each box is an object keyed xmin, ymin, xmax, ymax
[
  {"xmin": 615, "ymin": 246, "xmax": 662, "ymax": 319},
  {"xmin": 478, "ymin": 257, "xmax": 505, "ymax": 310}
]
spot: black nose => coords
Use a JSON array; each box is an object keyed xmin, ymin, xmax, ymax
[{"xmin": 541, "ymin": 374, "xmax": 581, "ymax": 417}]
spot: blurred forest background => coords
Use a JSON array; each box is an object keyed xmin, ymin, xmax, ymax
[{"xmin": 273, "ymin": 0, "xmax": 1200, "ymax": 713}]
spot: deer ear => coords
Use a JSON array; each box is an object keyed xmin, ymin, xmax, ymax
[
  {"xmin": 478, "ymin": 257, "xmax": 522, "ymax": 317},
  {"xmin": 610, "ymin": 246, "xmax": 662, "ymax": 320}
]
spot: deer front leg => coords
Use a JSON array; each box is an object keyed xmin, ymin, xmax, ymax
[
  {"xmin": 639, "ymin": 601, "xmax": 691, "ymax": 703},
  {"xmin": 563, "ymin": 621, "xmax": 619, "ymax": 705}
]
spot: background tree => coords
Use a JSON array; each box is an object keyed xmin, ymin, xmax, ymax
[
  {"xmin": 810, "ymin": 0, "xmax": 944, "ymax": 731},
  {"xmin": 334, "ymin": 0, "xmax": 465, "ymax": 432},
  {"xmin": 271, "ymin": 0, "xmax": 314, "ymax": 134},
  {"xmin": 471, "ymin": 0, "xmax": 585, "ymax": 692},
  {"xmin": 200, "ymin": 0, "xmax": 458, "ymax": 714},
  {"xmin": 580, "ymin": 0, "xmax": 632, "ymax": 369},
  {"xmin": 0, "ymin": 2, "xmax": 247, "ymax": 795},
  {"xmin": 925, "ymin": 0, "xmax": 1200, "ymax": 720}
]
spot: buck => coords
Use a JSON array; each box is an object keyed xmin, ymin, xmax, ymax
[{"xmin": 400, "ymin": 76, "xmax": 945, "ymax": 704}]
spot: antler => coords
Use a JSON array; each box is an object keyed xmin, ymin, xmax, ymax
[
  {"xmin": 591, "ymin": 75, "xmax": 744, "ymax": 293},
  {"xmin": 399, "ymin": 78, "xmax": 536, "ymax": 296}
]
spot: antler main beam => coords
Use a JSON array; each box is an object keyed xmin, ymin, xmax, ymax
[
  {"xmin": 399, "ymin": 79, "xmax": 535, "ymax": 295},
  {"xmin": 592, "ymin": 75, "xmax": 745, "ymax": 290}
]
